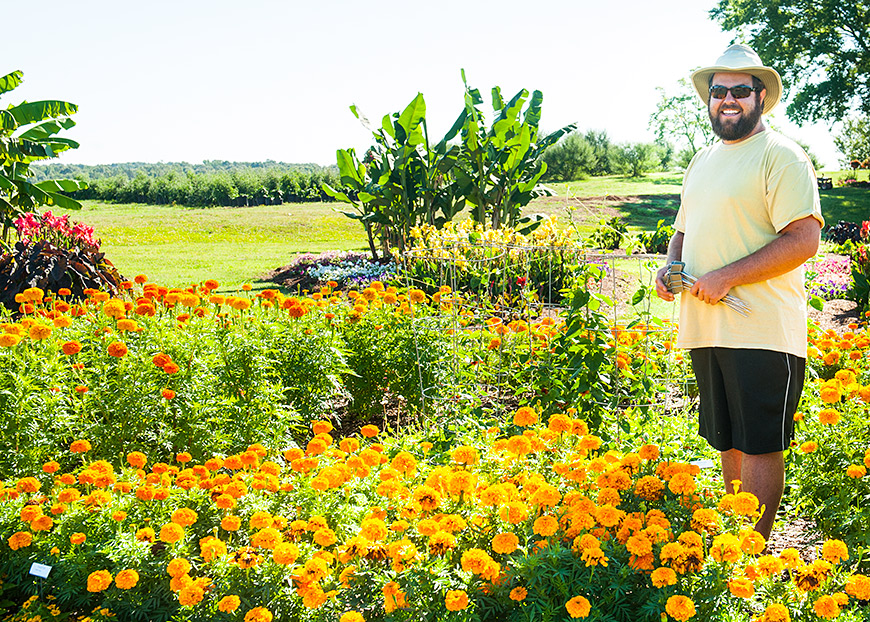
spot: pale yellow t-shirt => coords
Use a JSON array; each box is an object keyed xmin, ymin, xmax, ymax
[{"xmin": 674, "ymin": 130, "xmax": 824, "ymax": 358}]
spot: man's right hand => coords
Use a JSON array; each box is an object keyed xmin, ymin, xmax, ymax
[{"xmin": 655, "ymin": 265, "xmax": 674, "ymax": 302}]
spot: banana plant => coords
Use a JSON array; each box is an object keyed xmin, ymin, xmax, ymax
[
  {"xmin": 0, "ymin": 70, "xmax": 88, "ymax": 245},
  {"xmin": 324, "ymin": 93, "xmax": 465, "ymax": 259},
  {"xmin": 453, "ymin": 70, "xmax": 577, "ymax": 231}
]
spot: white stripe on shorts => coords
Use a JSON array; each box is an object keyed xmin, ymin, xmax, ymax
[{"xmin": 781, "ymin": 352, "xmax": 791, "ymax": 451}]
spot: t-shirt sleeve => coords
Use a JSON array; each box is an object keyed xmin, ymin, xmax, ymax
[{"xmin": 766, "ymin": 152, "xmax": 824, "ymax": 232}]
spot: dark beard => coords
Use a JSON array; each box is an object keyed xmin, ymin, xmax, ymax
[{"xmin": 709, "ymin": 96, "xmax": 763, "ymax": 141}]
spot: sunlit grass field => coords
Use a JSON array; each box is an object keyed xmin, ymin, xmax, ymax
[{"xmin": 78, "ymin": 171, "xmax": 868, "ymax": 289}]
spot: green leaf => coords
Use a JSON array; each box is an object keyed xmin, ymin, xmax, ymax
[
  {"xmin": 335, "ymin": 149, "xmax": 363, "ymax": 187},
  {"xmin": 491, "ymin": 86, "xmax": 504, "ymax": 111},
  {"xmin": 0, "ymin": 109, "xmax": 17, "ymax": 131},
  {"xmin": 44, "ymin": 191, "xmax": 82, "ymax": 210},
  {"xmin": 34, "ymin": 179, "xmax": 88, "ymax": 193},
  {"xmin": 631, "ymin": 288, "xmax": 647, "ymax": 306},
  {"xmin": 0, "ymin": 70, "xmax": 24, "ymax": 96},
  {"xmin": 809, "ymin": 295, "xmax": 825, "ymax": 311},
  {"xmin": 16, "ymin": 117, "xmax": 76, "ymax": 141},
  {"xmin": 8, "ymin": 100, "xmax": 77, "ymax": 126},
  {"xmin": 0, "ymin": 174, "xmax": 14, "ymax": 192},
  {"xmin": 322, "ymin": 184, "xmax": 352, "ymax": 203},
  {"xmin": 397, "ymin": 93, "xmax": 426, "ymax": 146}
]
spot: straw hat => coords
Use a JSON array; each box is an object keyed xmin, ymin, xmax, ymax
[{"xmin": 691, "ymin": 44, "xmax": 782, "ymax": 115}]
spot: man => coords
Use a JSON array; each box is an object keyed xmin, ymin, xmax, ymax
[{"xmin": 655, "ymin": 44, "xmax": 824, "ymax": 540}]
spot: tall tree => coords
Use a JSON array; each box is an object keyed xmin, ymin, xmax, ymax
[
  {"xmin": 710, "ymin": 1, "xmax": 870, "ymax": 124},
  {"xmin": 648, "ymin": 77, "xmax": 714, "ymax": 164}
]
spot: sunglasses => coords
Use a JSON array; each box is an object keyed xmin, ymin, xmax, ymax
[{"xmin": 709, "ymin": 85, "xmax": 759, "ymax": 100}]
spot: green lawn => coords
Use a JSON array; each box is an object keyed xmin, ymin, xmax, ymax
[{"xmin": 76, "ymin": 171, "xmax": 868, "ymax": 289}]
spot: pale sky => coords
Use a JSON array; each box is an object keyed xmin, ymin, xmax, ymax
[{"xmin": 2, "ymin": 0, "xmax": 843, "ymax": 169}]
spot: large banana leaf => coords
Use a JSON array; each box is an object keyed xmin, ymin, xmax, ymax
[
  {"xmin": 9, "ymin": 101, "xmax": 77, "ymax": 127},
  {"xmin": 16, "ymin": 117, "xmax": 76, "ymax": 141},
  {"xmin": 0, "ymin": 71, "xmax": 23, "ymax": 96}
]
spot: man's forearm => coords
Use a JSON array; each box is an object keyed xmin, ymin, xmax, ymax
[
  {"xmin": 666, "ymin": 231, "xmax": 684, "ymax": 264},
  {"xmin": 690, "ymin": 216, "xmax": 821, "ymax": 304}
]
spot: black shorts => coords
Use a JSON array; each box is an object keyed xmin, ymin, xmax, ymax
[{"xmin": 689, "ymin": 348, "xmax": 805, "ymax": 454}]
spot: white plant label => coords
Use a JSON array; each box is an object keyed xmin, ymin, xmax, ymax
[{"xmin": 29, "ymin": 563, "xmax": 52, "ymax": 578}]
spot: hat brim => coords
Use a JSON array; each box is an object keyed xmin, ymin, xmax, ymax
[{"xmin": 691, "ymin": 66, "xmax": 782, "ymax": 115}]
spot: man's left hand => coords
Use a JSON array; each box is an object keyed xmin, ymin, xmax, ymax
[{"xmin": 690, "ymin": 268, "xmax": 733, "ymax": 305}]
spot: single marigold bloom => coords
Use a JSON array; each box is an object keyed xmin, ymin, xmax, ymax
[
  {"xmin": 812, "ymin": 595, "xmax": 839, "ymax": 619},
  {"xmin": 70, "ymin": 532, "xmax": 86, "ymax": 545},
  {"xmin": 87, "ymin": 570, "xmax": 113, "ymax": 593},
  {"xmin": 845, "ymin": 574, "xmax": 870, "ymax": 600},
  {"xmin": 761, "ymin": 603, "xmax": 791, "ymax": 622},
  {"xmin": 818, "ymin": 408, "xmax": 840, "ymax": 425},
  {"xmin": 499, "ymin": 501, "xmax": 530, "ymax": 524},
  {"xmin": 272, "ymin": 542, "xmax": 299, "ymax": 565},
  {"xmin": 533, "ymin": 515, "xmax": 559, "ymax": 537},
  {"xmin": 126, "ymin": 451, "xmax": 147, "ymax": 468},
  {"xmin": 107, "ymin": 341, "xmax": 128, "ymax": 357},
  {"xmin": 70, "ymin": 439, "xmax": 92, "ymax": 453},
  {"xmin": 451, "ymin": 445, "xmax": 479, "ymax": 465},
  {"xmin": 565, "ymin": 595, "xmax": 591, "ymax": 619},
  {"xmin": 115, "ymin": 569, "xmax": 139, "ymax": 589},
  {"xmin": 166, "ymin": 558, "xmax": 191, "ymax": 578},
  {"xmin": 8, "ymin": 531, "xmax": 32, "ymax": 550},
  {"xmin": 634, "ymin": 475, "xmax": 665, "ymax": 501},
  {"xmin": 313, "ymin": 527, "xmax": 337, "ymax": 547},
  {"xmin": 445, "ymin": 590, "xmax": 469, "ymax": 611},
  {"xmin": 171, "ymin": 508, "xmax": 198, "ymax": 527},
  {"xmin": 161, "ymin": 388, "xmax": 176, "ymax": 400},
  {"xmin": 732, "ymin": 492, "xmax": 760, "ymax": 516},
  {"xmin": 160, "ymin": 522, "xmax": 184, "ymax": 543},
  {"xmin": 61, "ymin": 340, "xmax": 82, "ymax": 355},
  {"xmin": 800, "ymin": 441, "xmax": 818, "ymax": 453},
  {"xmin": 28, "ymin": 323, "xmax": 53, "ymax": 340},
  {"xmin": 492, "ymin": 532, "xmax": 520, "ymax": 554},
  {"xmin": 510, "ymin": 587, "xmax": 528, "ymax": 601},
  {"xmin": 665, "ymin": 595, "xmax": 696, "ymax": 621},
  {"xmin": 651, "ymin": 567, "xmax": 677, "ymax": 588},
  {"xmin": 217, "ymin": 595, "xmax": 241, "ymax": 613},
  {"xmin": 135, "ymin": 527, "xmax": 155, "ymax": 542},
  {"xmin": 846, "ymin": 464, "xmax": 866, "ymax": 478},
  {"xmin": 0, "ymin": 333, "xmax": 21, "ymax": 347},
  {"xmin": 728, "ymin": 577, "xmax": 754, "ymax": 598},
  {"xmin": 513, "ymin": 406, "xmax": 538, "ymax": 426},
  {"xmin": 821, "ymin": 539, "xmax": 848, "ymax": 564},
  {"xmin": 361, "ymin": 424, "xmax": 379, "ymax": 438}
]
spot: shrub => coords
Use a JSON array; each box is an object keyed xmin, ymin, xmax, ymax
[
  {"xmin": 612, "ymin": 142, "xmax": 662, "ymax": 178},
  {"xmin": 540, "ymin": 133, "xmax": 598, "ymax": 181},
  {"xmin": 588, "ymin": 216, "xmax": 628, "ymax": 250}
]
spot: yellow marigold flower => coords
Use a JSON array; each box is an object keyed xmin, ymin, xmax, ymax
[
  {"xmin": 445, "ymin": 590, "xmax": 469, "ymax": 611},
  {"xmin": 509, "ymin": 586, "xmax": 528, "ymax": 601},
  {"xmin": 87, "ymin": 570, "xmax": 113, "ymax": 593},
  {"xmin": 313, "ymin": 527, "xmax": 337, "ymax": 547},
  {"xmin": 70, "ymin": 439, "xmax": 92, "ymax": 453},
  {"xmin": 513, "ymin": 406, "xmax": 538, "ymax": 426},
  {"xmin": 0, "ymin": 333, "xmax": 21, "ymax": 347},
  {"xmin": 739, "ymin": 528, "xmax": 766, "ymax": 555},
  {"xmin": 634, "ymin": 475, "xmax": 665, "ymax": 501},
  {"xmin": 221, "ymin": 515, "xmax": 242, "ymax": 531},
  {"xmin": 107, "ymin": 341, "xmax": 128, "ymax": 357},
  {"xmin": 251, "ymin": 527, "xmax": 283, "ymax": 550},
  {"xmin": 8, "ymin": 531, "xmax": 32, "ymax": 550},
  {"xmin": 451, "ymin": 445, "xmax": 479, "ymax": 465},
  {"xmin": 818, "ymin": 408, "xmax": 840, "ymax": 425},
  {"xmin": 160, "ymin": 522, "xmax": 184, "ymax": 544},
  {"xmin": 846, "ymin": 464, "xmax": 866, "ymax": 478},
  {"xmin": 171, "ymin": 508, "xmax": 198, "ymax": 527},
  {"xmin": 28, "ymin": 323, "xmax": 53, "ymax": 340},
  {"xmin": 272, "ymin": 542, "xmax": 299, "ymax": 565},
  {"xmin": 340, "ymin": 612, "xmax": 365, "ymax": 622},
  {"xmin": 533, "ymin": 515, "xmax": 559, "ymax": 537},
  {"xmin": 650, "ymin": 567, "xmax": 677, "ymax": 588},
  {"xmin": 845, "ymin": 574, "xmax": 870, "ymax": 600},
  {"xmin": 115, "ymin": 569, "xmax": 139, "ymax": 589},
  {"xmin": 218, "ymin": 596, "xmax": 241, "ymax": 613},
  {"xmin": 242, "ymin": 604, "xmax": 273, "ymax": 620},
  {"xmin": 665, "ymin": 595, "xmax": 696, "ymax": 621},
  {"xmin": 728, "ymin": 577, "xmax": 754, "ymax": 598},
  {"xmin": 565, "ymin": 595, "xmax": 591, "ymax": 618},
  {"xmin": 761, "ymin": 603, "xmax": 791, "ymax": 622},
  {"xmin": 732, "ymin": 491, "xmax": 760, "ymax": 516},
  {"xmin": 821, "ymin": 539, "xmax": 848, "ymax": 564},
  {"xmin": 506, "ymin": 435, "xmax": 532, "ymax": 456},
  {"xmin": 813, "ymin": 595, "xmax": 839, "ymax": 619},
  {"xmin": 499, "ymin": 501, "xmax": 530, "ymax": 524},
  {"xmin": 492, "ymin": 532, "xmax": 520, "ymax": 554}
]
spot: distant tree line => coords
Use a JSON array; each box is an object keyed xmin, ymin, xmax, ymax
[{"xmin": 29, "ymin": 161, "xmax": 340, "ymax": 206}]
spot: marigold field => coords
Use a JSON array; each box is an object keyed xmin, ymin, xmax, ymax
[{"xmin": 0, "ymin": 274, "xmax": 869, "ymax": 622}]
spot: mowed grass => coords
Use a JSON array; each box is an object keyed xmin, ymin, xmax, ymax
[
  {"xmin": 79, "ymin": 201, "xmax": 368, "ymax": 289},
  {"xmin": 77, "ymin": 170, "xmax": 869, "ymax": 288}
]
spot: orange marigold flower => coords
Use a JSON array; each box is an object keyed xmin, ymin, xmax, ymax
[
  {"xmin": 812, "ymin": 595, "xmax": 839, "ymax": 619},
  {"xmin": 61, "ymin": 340, "xmax": 82, "ymax": 355},
  {"xmin": 818, "ymin": 408, "xmax": 840, "ymax": 425},
  {"xmin": 127, "ymin": 451, "xmax": 147, "ymax": 468},
  {"xmin": 445, "ymin": 590, "xmax": 469, "ymax": 611},
  {"xmin": 513, "ymin": 406, "xmax": 538, "ymax": 426},
  {"xmin": 451, "ymin": 445, "xmax": 479, "ymax": 465},
  {"xmin": 565, "ymin": 595, "xmax": 591, "ymax": 619},
  {"xmin": 510, "ymin": 587, "xmax": 528, "ymax": 601},
  {"xmin": 533, "ymin": 515, "xmax": 559, "ymax": 537},
  {"xmin": 70, "ymin": 439, "xmax": 92, "ymax": 453},
  {"xmin": 845, "ymin": 574, "xmax": 870, "ymax": 600},
  {"xmin": 728, "ymin": 577, "xmax": 754, "ymax": 598},
  {"xmin": 340, "ymin": 612, "xmax": 364, "ymax": 622},
  {"xmin": 651, "ymin": 567, "xmax": 677, "ymax": 588},
  {"xmin": 28, "ymin": 323, "xmax": 53, "ymax": 340},
  {"xmin": 70, "ymin": 532, "xmax": 86, "ymax": 545},
  {"xmin": 87, "ymin": 570, "xmax": 113, "ymax": 592},
  {"xmin": 665, "ymin": 595, "xmax": 696, "ymax": 621},
  {"xmin": 761, "ymin": 603, "xmax": 791, "ymax": 622},
  {"xmin": 732, "ymin": 492, "xmax": 760, "ymax": 516},
  {"xmin": 361, "ymin": 424, "xmax": 379, "ymax": 438},
  {"xmin": 8, "ymin": 531, "xmax": 32, "ymax": 550},
  {"xmin": 107, "ymin": 341, "xmax": 128, "ymax": 357},
  {"xmin": 171, "ymin": 508, "xmax": 198, "ymax": 527},
  {"xmin": 492, "ymin": 531, "xmax": 520, "ymax": 554},
  {"xmin": 160, "ymin": 522, "xmax": 184, "ymax": 543},
  {"xmin": 846, "ymin": 464, "xmax": 866, "ymax": 478},
  {"xmin": 218, "ymin": 595, "xmax": 241, "ymax": 613},
  {"xmin": 800, "ymin": 441, "xmax": 818, "ymax": 453},
  {"xmin": 115, "ymin": 569, "xmax": 139, "ymax": 589},
  {"xmin": 821, "ymin": 539, "xmax": 848, "ymax": 564}
]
